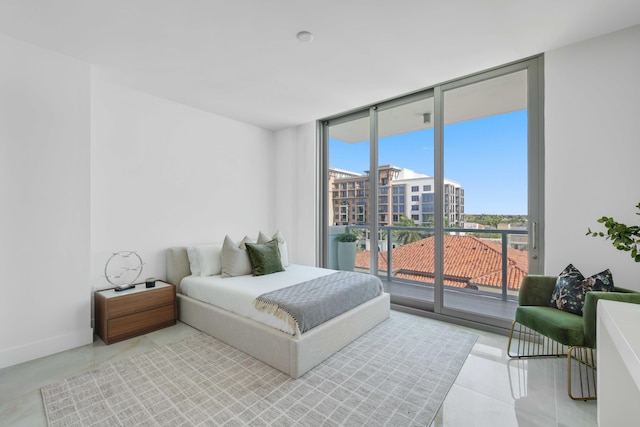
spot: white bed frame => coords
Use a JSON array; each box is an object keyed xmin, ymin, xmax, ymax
[{"xmin": 166, "ymin": 247, "xmax": 390, "ymax": 378}]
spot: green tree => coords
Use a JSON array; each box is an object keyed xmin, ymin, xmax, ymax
[
  {"xmin": 393, "ymin": 216, "xmax": 427, "ymax": 245},
  {"xmin": 465, "ymin": 213, "xmax": 528, "ymax": 227}
]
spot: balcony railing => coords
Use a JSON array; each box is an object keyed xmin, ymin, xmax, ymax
[{"xmin": 337, "ymin": 225, "xmax": 528, "ymax": 302}]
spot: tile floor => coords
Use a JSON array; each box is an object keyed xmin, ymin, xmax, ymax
[{"xmin": 0, "ymin": 313, "xmax": 596, "ymax": 426}]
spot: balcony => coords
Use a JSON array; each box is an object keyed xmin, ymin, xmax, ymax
[{"xmin": 328, "ymin": 225, "xmax": 528, "ymax": 328}]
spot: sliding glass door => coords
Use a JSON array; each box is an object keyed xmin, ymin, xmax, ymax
[
  {"xmin": 321, "ymin": 57, "xmax": 543, "ymax": 328},
  {"xmin": 377, "ymin": 94, "xmax": 435, "ymax": 306},
  {"xmin": 440, "ymin": 68, "xmax": 531, "ymax": 319},
  {"xmin": 325, "ymin": 112, "xmax": 372, "ymax": 274}
]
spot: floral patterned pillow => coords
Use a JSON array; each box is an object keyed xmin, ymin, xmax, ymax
[{"xmin": 549, "ymin": 264, "xmax": 614, "ymax": 315}]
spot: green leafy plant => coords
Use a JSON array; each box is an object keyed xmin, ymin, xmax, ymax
[
  {"xmin": 337, "ymin": 232, "xmax": 358, "ymax": 243},
  {"xmin": 586, "ymin": 202, "xmax": 640, "ymax": 262},
  {"xmin": 393, "ymin": 215, "xmax": 427, "ymax": 245}
]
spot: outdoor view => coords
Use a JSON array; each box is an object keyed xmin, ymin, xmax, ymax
[{"xmin": 327, "ymin": 69, "xmax": 529, "ymax": 315}]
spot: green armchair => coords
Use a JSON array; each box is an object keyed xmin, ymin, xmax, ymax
[{"xmin": 507, "ymin": 275, "xmax": 640, "ymax": 400}]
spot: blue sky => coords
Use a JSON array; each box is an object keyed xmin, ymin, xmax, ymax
[{"xmin": 329, "ymin": 110, "xmax": 528, "ymax": 215}]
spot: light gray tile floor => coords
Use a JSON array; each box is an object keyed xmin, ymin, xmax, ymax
[
  {"xmin": 431, "ymin": 325, "xmax": 597, "ymax": 426},
  {"xmin": 0, "ymin": 314, "xmax": 596, "ymax": 427}
]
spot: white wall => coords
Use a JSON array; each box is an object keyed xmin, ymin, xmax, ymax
[
  {"xmin": 545, "ymin": 24, "xmax": 640, "ymax": 289},
  {"xmin": 91, "ymin": 77, "xmax": 276, "ymax": 289},
  {"xmin": 274, "ymin": 122, "xmax": 317, "ymax": 265},
  {"xmin": 0, "ymin": 39, "xmax": 278, "ymax": 369},
  {"xmin": 0, "ymin": 34, "xmax": 92, "ymax": 369}
]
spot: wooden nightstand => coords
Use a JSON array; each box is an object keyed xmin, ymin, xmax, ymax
[{"xmin": 94, "ymin": 281, "xmax": 177, "ymax": 344}]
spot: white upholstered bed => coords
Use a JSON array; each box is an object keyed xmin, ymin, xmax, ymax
[{"xmin": 166, "ymin": 246, "xmax": 390, "ymax": 378}]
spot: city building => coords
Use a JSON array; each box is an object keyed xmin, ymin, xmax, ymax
[
  {"xmin": 392, "ymin": 173, "xmax": 464, "ymax": 227},
  {"xmin": 329, "ymin": 165, "xmax": 464, "ymax": 227},
  {"xmin": 498, "ymin": 223, "xmax": 529, "ymax": 250}
]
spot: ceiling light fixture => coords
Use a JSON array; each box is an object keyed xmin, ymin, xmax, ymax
[{"xmin": 296, "ymin": 31, "xmax": 314, "ymax": 42}]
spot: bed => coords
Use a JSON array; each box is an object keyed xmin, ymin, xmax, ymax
[{"xmin": 166, "ymin": 246, "xmax": 390, "ymax": 378}]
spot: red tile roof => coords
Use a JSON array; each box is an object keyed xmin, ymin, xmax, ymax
[{"xmin": 355, "ymin": 235, "xmax": 528, "ymax": 290}]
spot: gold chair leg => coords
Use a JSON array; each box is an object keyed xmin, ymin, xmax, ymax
[
  {"xmin": 507, "ymin": 321, "xmax": 567, "ymax": 358},
  {"xmin": 567, "ymin": 346, "xmax": 597, "ymax": 401},
  {"xmin": 507, "ymin": 323, "xmax": 596, "ymax": 400}
]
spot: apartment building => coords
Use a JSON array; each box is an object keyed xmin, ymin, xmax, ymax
[
  {"xmin": 329, "ymin": 165, "xmax": 401, "ymax": 226},
  {"xmin": 329, "ymin": 165, "xmax": 464, "ymax": 227},
  {"xmin": 394, "ymin": 174, "xmax": 464, "ymax": 227}
]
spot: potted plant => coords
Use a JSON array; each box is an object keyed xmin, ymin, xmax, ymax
[
  {"xmin": 586, "ymin": 202, "xmax": 640, "ymax": 262},
  {"xmin": 336, "ymin": 232, "xmax": 358, "ymax": 271}
]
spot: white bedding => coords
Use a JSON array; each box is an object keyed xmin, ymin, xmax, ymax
[{"xmin": 179, "ymin": 264, "xmax": 336, "ymax": 336}]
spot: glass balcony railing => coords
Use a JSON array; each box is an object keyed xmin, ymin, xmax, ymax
[{"xmin": 329, "ymin": 225, "xmax": 528, "ymax": 303}]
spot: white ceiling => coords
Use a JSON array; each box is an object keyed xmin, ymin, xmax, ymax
[
  {"xmin": 331, "ymin": 70, "xmax": 527, "ymax": 143},
  {"xmin": 0, "ymin": 0, "xmax": 639, "ymax": 131}
]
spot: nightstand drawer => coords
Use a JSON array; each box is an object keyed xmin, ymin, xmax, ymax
[
  {"xmin": 95, "ymin": 281, "xmax": 177, "ymax": 344},
  {"xmin": 107, "ymin": 285, "xmax": 174, "ymax": 318},
  {"xmin": 108, "ymin": 304, "xmax": 176, "ymax": 341}
]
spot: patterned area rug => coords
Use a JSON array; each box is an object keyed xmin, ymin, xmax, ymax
[{"xmin": 41, "ymin": 311, "xmax": 477, "ymax": 426}]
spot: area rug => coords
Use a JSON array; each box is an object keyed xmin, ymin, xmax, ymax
[{"xmin": 41, "ymin": 311, "xmax": 477, "ymax": 426}]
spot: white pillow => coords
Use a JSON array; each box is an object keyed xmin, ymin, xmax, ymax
[
  {"xmin": 186, "ymin": 246, "xmax": 201, "ymax": 276},
  {"xmin": 196, "ymin": 243, "xmax": 223, "ymax": 276},
  {"xmin": 221, "ymin": 235, "xmax": 254, "ymax": 278},
  {"xmin": 258, "ymin": 230, "xmax": 289, "ymax": 267}
]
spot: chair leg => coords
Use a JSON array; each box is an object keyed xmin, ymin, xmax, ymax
[
  {"xmin": 507, "ymin": 321, "xmax": 567, "ymax": 358},
  {"xmin": 507, "ymin": 323, "xmax": 596, "ymax": 400},
  {"xmin": 567, "ymin": 346, "xmax": 597, "ymax": 401}
]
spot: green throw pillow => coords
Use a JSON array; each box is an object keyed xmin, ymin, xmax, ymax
[{"xmin": 245, "ymin": 238, "xmax": 284, "ymax": 276}]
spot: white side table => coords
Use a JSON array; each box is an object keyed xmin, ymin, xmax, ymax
[{"xmin": 597, "ymin": 300, "xmax": 640, "ymax": 426}]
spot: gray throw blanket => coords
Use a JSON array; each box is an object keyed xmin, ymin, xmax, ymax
[{"xmin": 254, "ymin": 271, "xmax": 384, "ymax": 336}]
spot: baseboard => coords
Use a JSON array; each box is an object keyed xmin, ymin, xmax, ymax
[{"xmin": 0, "ymin": 327, "xmax": 94, "ymax": 370}]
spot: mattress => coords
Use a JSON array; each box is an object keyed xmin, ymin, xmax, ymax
[{"xmin": 180, "ymin": 264, "xmax": 336, "ymax": 335}]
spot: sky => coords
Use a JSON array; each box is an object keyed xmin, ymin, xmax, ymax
[{"xmin": 329, "ymin": 110, "xmax": 528, "ymax": 215}]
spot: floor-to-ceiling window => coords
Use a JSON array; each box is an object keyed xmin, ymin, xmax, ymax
[
  {"xmin": 320, "ymin": 57, "xmax": 543, "ymax": 329},
  {"xmin": 376, "ymin": 94, "xmax": 436, "ymax": 306},
  {"xmin": 325, "ymin": 112, "xmax": 373, "ymax": 273}
]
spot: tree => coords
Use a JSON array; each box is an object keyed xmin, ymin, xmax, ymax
[{"xmin": 393, "ymin": 215, "xmax": 427, "ymax": 245}]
